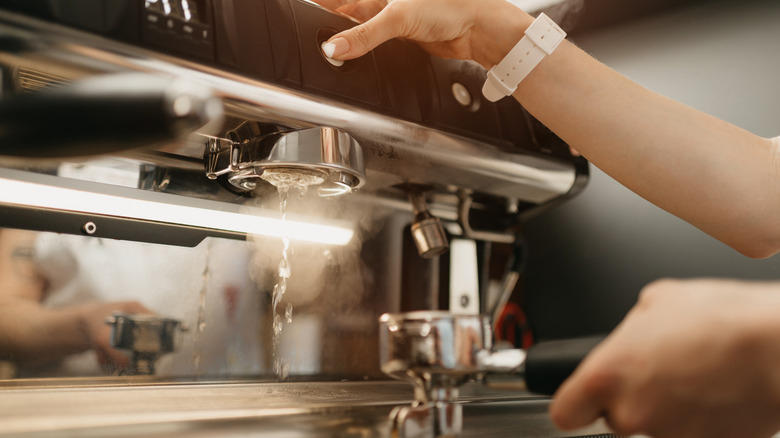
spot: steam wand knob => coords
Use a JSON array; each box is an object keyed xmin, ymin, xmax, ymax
[{"xmin": 408, "ymin": 190, "xmax": 449, "ymax": 258}]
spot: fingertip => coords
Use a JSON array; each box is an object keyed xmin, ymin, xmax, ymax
[
  {"xmin": 549, "ymin": 399, "xmax": 602, "ymax": 431},
  {"xmin": 548, "ymin": 377, "xmax": 605, "ymax": 431},
  {"xmin": 322, "ymin": 36, "xmax": 352, "ymax": 60},
  {"xmin": 321, "ymin": 41, "xmax": 336, "ymax": 58},
  {"xmin": 326, "ymin": 3, "xmax": 402, "ymax": 61}
]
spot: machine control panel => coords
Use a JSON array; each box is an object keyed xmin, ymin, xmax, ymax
[
  {"xmin": 143, "ymin": 0, "xmax": 215, "ymax": 60},
  {"xmin": 0, "ymin": 0, "xmax": 575, "ymax": 160}
]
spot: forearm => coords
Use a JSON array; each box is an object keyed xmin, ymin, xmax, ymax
[
  {"xmin": 0, "ymin": 230, "xmax": 87, "ymax": 365},
  {"xmin": 0, "ymin": 299, "xmax": 90, "ymax": 365},
  {"xmin": 511, "ymin": 39, "xmax": 780, "ymax": 257}
]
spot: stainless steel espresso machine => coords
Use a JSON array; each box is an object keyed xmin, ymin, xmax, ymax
[{"xmin": 0, "ymin": 1, "xmax": 616, "ymax": 437}]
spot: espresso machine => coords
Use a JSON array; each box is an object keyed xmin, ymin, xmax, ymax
[{"xmin": 0, "ymin": 1, "xmax": 616, "ymax": 436}]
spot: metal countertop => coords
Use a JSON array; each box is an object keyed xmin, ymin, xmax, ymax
[{"xmin": 0, "ymin": 380, "xmax": 614, "ymax": 437}]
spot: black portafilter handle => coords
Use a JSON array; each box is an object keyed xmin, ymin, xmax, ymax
[
  {"xmin": 0, "ymin": 72, "xmax": 223, "ymax": 158},
  {"xmin": 524, "ymin": 336, "xmax": 605, "ymax": 396}
]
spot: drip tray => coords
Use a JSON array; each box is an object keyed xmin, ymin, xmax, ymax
[{"xmin": 0, "ymin": 380, "xmax": 615, "ymax": 437}]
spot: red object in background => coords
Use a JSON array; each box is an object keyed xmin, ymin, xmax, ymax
[
  {"xmin": 495, "ymin": 302, "xmax": 534, "ymax": 350},
  {"xmin": 223, "ymin": 285, "xmax": 239, "ymax": 321}
]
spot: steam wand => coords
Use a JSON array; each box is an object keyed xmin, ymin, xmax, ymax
[{"xmin": 408, "ymin": 189, "xmax": 449, "ymax": 259}]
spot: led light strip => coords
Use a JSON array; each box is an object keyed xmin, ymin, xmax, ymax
[{"xmin": 0, "ymin": 177, "xmax": 354, "ymax": 246}]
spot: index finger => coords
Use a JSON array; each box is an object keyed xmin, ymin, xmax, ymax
[
  {"xmin": 323, "ymin": 2, "xmax": 404, "ymax": 60},
  {"xmin": 548, "ymin": 364, "xmax": 610, "ymax": 431}
]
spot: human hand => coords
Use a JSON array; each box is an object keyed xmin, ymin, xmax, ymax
[
  {"xmin": 77, "ymin": 301, "xmax": 152, "ymax": 373},
  {"xmin": 550, "ymin": 279, "xmax": 780, "ymax": 438},
  {"xmin": 315, "ymin": 0, "xmax": 534, "ymax": 69},
  {"xmin": 312, "ymin": 0, "xmax": 388, "ymax": 22}
]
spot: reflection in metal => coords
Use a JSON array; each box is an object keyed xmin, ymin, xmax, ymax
[
  {"xmin": 487, "ymin": 241, "xmax": 526, "ymax": 328},
  {"xmin": 0, "ymin": 380, "xmax": 616, "ymax": 437},
  {"xmin": 380, "ymin": 312, "xmax": 493, "ymax": 397},
  {"xmin": 0, "ymin": 10, "xmax": 595, "ymax": 437},
  {"xmin": 379, "ymin": 312, "xmax": 605, "ymax": 437},
  {"xmin": 391, "ymin": 402, "xmax": 463, "ymax": 438},
  {"xmin": 105, "ymin": 312, "xmax": 187, "ymax": 375},
  {"xmin": 0, "ymin": 168, "xmax": 355, "ymax": 246},
  {"xmin": 0, "ymin": 72, "xmax": 223, "ymax": 158},
  {"xmin": 0, "ymin": 10, "xmax": 578, "ymax": 205},
  {"xmin": 380, "ymin": 312, "xmax": 528, "ymax": 437}
]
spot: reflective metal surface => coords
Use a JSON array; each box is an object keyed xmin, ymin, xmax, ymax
[
  {"xmin": 206, "ymin": 126, "xmax": 365, "ymax": 195},
  {"xmin": 105, "ymin": 312, "xmax": 187, "ymax": 375},
  {"xmin": 378, "ymin": 313, "xmax": 614, "ymax": 437},
  {"xmin": 392, "ymin": 402, "xmax": 464, "ymax": 438},
  {"xmin": 408, "ymin": 190, "xmax": 449, "ymax": 258},
  {"xmin": 0, "ymin": 9, "xmax": 580, "ymax": 205},
  {"xmin": 380, "ymin": 312, "xmax": 494, "ymax": 400},
  {"xmin": 0, "ymin": 380, "xmax": 615, "ymax": 437},
  {"xmin": 0, "ymin": 7, "xmax": 592, "ymax": 438},
  {"xmin": 0, "ymin": 72, "xmax": 223, "ymax": 158}
]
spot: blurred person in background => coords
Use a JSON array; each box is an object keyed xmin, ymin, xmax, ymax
[
  {"xmin": 0, "ymin": 228, "xmax": 149, "ymax": 376},
  {"xmin": 0, "ymin": 227, "xmax": 263, "ymax": 379}
]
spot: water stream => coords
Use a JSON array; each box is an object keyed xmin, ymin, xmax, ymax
[
  {"xmin": 261, "ymin": 169, "xmax": 324, "ymax": 379},
  {"xmin": 193, "ymin": 239, "xmax": 210, "ymax": 375},
  {"xmin": 271, "ymin": 186, "xmax": 292, "ymax": 378}
]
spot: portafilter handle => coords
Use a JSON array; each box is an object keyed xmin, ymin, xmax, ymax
[
  {"xmin": 381, "ymin": 312, "xmax": 604, "ymax": 438},
  {"xmin": 523, "ymin": 336, "xmax": 604, "ymax": 395},
  {"xmin": 0, "ymin": 72, "xmax": 223, "ymax": 158},
  {"xmin": 379, "ymin": 311, "xmax": 604, "ymax": 397},
  {"xmin": 105, "ymin": 312, "xmax": 187, "ymax": 376},
  {"xmin": 481, "ymin": 336, "xmax": 605, "ymax": 396}
]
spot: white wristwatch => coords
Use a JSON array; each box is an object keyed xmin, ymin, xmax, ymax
[{"xmin": 482, "ymin": 13, "xmax": 566, "ymax": 102}]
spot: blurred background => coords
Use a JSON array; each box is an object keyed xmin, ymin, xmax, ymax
[{"xmin": 522, "ymin": 0, "xmax": 780, "ymax": 340}]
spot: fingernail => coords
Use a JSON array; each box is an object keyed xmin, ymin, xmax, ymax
[
  {"xmin": 323, "ymin": 37, "xmax": 349, "ymax": 59},
  {"xmin": 321, "ymin": 41, "xmax": 344, "ymax": 66},
  {"xmin": 321, "ymin": 41, "xmax": 337, "ymax": 58}
]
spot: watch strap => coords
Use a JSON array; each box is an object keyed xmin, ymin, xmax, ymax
[{"xmin": 482, "ymin": 13, "xmax": 566, "ymax": 102}]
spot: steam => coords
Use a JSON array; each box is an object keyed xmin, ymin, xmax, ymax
[
  {"xmin": 245, "ymin": 179, "xmax": 388, "ymax": 376},
  {"xmin": 247, "ymin": 189, "xmax": 380, "ymax": 308}
]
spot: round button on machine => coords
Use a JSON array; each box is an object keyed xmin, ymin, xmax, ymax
[
  {"xmin": 451, "ymin": 82, "xmax": 473, "ymax": 108},
  {"xmin": 321, "ymin": 41, "xmax": 344, "ymax": 67}
]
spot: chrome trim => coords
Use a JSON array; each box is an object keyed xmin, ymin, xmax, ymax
[
  {"xmin": 0, "ymin": 380, "xmax": 615, "ymax": 437},
  {"xmin": 206, "ymin": 126, "xmax": 366, "ymax": 194},
  {"xmin": 0, "ymin": 10, "xmax": 578, "ymax": 204}
]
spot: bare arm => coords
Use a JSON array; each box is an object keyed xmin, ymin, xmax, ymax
[
  {"xmin": 516, "ymin": 41, "xmax": 780, "ymax": 258},
  {"xmin": 319, "ymin": 0, "xmax": 780, "ymax": 258},
  {"xmin": 0, "ymin": 229, "xmax": 149, "ymax": 368}
]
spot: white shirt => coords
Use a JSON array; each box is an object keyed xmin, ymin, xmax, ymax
[{"xmin": 32, "ymin": 234, "xmax": 264, "ymax": 377}]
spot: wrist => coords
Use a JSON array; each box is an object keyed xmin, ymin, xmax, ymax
[
  {"xmin": 481, "ymin": 12, "xmax": 566, "ymax": 102},
  {"xmin": 472, "ymin": 3, "xmax": 533, "ymax": 69}
]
